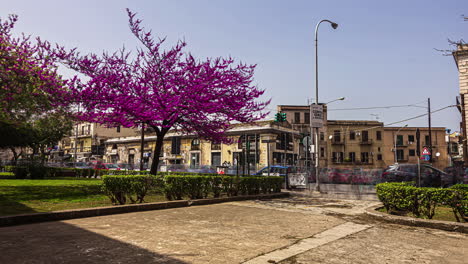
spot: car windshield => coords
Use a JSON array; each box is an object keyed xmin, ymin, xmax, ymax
[{"xmin": 106, "ymin": 164, "xmax": 119, "ymax": 168}]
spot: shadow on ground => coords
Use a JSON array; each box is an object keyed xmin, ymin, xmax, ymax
[{"xmin": 0, "ymin": 220, "xmax": 189, "ymax": 264}]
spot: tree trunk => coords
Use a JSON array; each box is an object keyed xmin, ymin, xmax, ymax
[
  {"xmin": 9, "ymin": 147, "xmax": 18, "ymax": 165},
  {"xmin": 150, "ymin": 130, "xmax": 167, "ymax": 175}
]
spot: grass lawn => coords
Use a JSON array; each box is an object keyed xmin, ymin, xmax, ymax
[
  {"xmin": 378, "ymin": 207, "xmax": 461, "ymax": 222},
  {"xmin": 0, "ymin": 177, "xmax": 166, "ymax": 216}
]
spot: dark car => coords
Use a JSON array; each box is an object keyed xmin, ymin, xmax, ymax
[
  {"xmin": 382, "ymin": 164, "xmax": 453, "ymax": 187},
  {"xmin": 255, "ymin": 165, "xmax": 293, "ymax": 176}
]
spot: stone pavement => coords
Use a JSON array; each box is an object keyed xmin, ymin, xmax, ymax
[{"xmin": 0, "ymin": 196, "xmax": 466, "ymax": 263}]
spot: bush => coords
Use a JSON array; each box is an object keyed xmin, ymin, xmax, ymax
[
  {"xmin": 163, "ymin": 175, "xmax": 282, "ymax": 201},
  {"xmin": 12, "ymin": 162, "xmax": 49, "ymax": 179},
  {"xmin": 102, "ymin": 175, "xmax": 163, "ymax": 205},
  {"xmin": 376, "ymin": 182, "xmax": 467, "ymax": 222}
]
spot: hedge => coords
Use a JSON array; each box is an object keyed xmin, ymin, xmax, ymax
[
  {"xmin": 101, "ymin": 174, "xmax": 283, "ymax": 205},
  {"xmin": 102, "ymin": 175, "xmax": 164, "ymax": 205},
  {"xmin": 376, "ymin": 182, "xmax": 467, "ymax": 222}
]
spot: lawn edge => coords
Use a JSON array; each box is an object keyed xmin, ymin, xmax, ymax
[
  {"xmin": 0, "ymin": 192, "xmax": 289, "ymax": 227},
  {"xmin": 365, "ymin": 204, "xmax": 468, "ymax": 234}
]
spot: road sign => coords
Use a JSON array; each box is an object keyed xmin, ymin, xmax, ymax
[
  {"xmin": 302, "ymin": 136, "xmax": 311, "ymax": 146},
  {"xmin": 424, "ymin": 155, "xmax": 430, "ymax": 161},
  {"xmin": 422, "ymin": 147, "xmax": 431, "ymax": 156},
  {"xmin": 310, "ymin": 104, "xmax": 323, "ymax": 128}
]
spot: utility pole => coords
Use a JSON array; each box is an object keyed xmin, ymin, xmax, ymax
[
  {"xmin": 428, "ymin": 98, "xmax": 433, "ymax": 163},
  {"xmin": 139, "ymin": 123, "xmax": 145, "ymax": 171}
]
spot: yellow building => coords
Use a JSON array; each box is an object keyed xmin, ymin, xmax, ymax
[
  {"xmin": 382, "ymin": 127, "xmax": 449, "ymax": 170},
  {"xmin": 326, "ymin": 120, "xmax": 385, "ymax": 169},
  {"xmin": 60, "ymin": 122, "xmax": 138, "ymax": 162},
  {"xmin": 103, "ymin": 121, "xmax": 300, "ymax": 171}
]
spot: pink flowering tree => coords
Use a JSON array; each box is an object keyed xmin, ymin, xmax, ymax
[
  {"xmin": 0, "ymin": 14, "xmax": 71, "ymax": 161},
  {"xmin": 58, "ymin": 9, "xmax": 269, "ymax": 174}
]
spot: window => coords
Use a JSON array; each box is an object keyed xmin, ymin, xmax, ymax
[
  {"xmin": 409, "ymin": 149, "xmax": 416, "ymax": 156},
  {"xmin": 332, "ymin": 152, "xmax": 343, "ymax": 163},
  {"xmin": 294, "ymin": 112, "xmax": 300, "ymax": 123},
  {"xmin": 376, "ymin": 131, "xmax": 382, "ymax": 141},
  {"xmin": 211, "ymin": 152, "xmax": 221, "ymax": 166},
  {"xmin": 333, "ymin": 130, "xmax": 341, "ymax": 143},
  {"xmin": 408, "ymin": 135, "xmax": 415, "ymax": 143},
  {"xmin": 361, "ymin": 152, "xmax": 369, "ymax": 163},
  {"xmin": 87, "ymin": 125, "xmax": 91, "ymax": 134},
  {"xmin": 211, "ymin": 142, "xmax": 221, "ymax": 150},
  {"xmin": 320, "ymin": 132, "xmax": 324, "ymax": 141},
  {"xmin": 396, "ymin": 149, "xmax": 404, "ymax": 161},
  {"xmin": 81, "ymin": 126, "xmax": 85, "ymax": 135},
  {"xmin": 349, "ymin": 152, "xmax": 356, "ymax": 162},
  {"xmin": 116, "ymin": 126, "xmax": 121, "ymax": 133},
  {"xmin": 396, "ymin": 135, "xmax": 403, "ymax": 146},
  {"xmin": 377, "ymin": 154, "xmax": 382, "ymax": 160},
  {"xmin": 350, "ymin": 131, "xmax": 355, "ymax": 140},
  {"xmin": 191, "ymin": 139, "xmax": 200, "ymax": 150},
  {"xmin": 362, "ymin": 131, "xmax": 369, "ymax": 142},
  {"xmin": 171, "ymin": 137, "xmax": 181, "ymax": 154},
  {"xmin": 378, "ymin": 147, "xmax": 381, "ymax": 152},
  {"xmin": 304, "ymin": 113, "xmax": 310, "ymax": 124},
  {"xmin": 320, "ymin": 147, "xmax": 324, "ymax": 157}
]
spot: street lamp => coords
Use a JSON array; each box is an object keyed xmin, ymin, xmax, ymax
[
  {"xmin": 325, "ymin": 97, "xmax": 345, "ymax": 105},
  {"xmin": 394, "ymin": 124, "xmax": 408, "ymax": 164},
  {"xmin": 312, "ymin": 19, "xmax": 339, "ymax": 192}
]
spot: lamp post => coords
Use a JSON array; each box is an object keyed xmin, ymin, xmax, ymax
[
  {"xmin": 394, "ymin": 124, "xmax": 408, "ymax": 163},
  {"xmin": 312, "ymin": 19, "xmax": 338, "ymax": 192}
]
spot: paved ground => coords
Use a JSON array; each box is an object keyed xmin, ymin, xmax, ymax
[{"xmin": 0, "ymin": 196, "xmax": 467, "ymax": 263}]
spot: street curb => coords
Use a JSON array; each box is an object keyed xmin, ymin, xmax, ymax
[
  {"xmin": 365, "ymin": 204, "xmax": 468, "ymax": 234},
  {"xmin": 0, "ymin": 192, "xmax": 289, "ymax": 227}
]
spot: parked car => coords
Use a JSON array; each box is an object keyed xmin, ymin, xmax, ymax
[
  {"xmin": 254, "ymin": 165, "xmax": 295, "ymax": 176},
  {"xmin": 93, "ymin": 163, "xmax": 121, "ymax": 170},
  {"xmin": 382, "ymin": 164, "xmax": 453, "ymax": 187},
  {"xmin": 74, "ymin": 162, "xmax": 93, "ymax": 169}
]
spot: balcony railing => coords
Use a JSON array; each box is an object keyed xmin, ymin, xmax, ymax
[
  {"xmin": 360, "ymin": 139, "xmax": 373, "ymax": 145},
  {"xmin": 331, "ymin": 140, "xmax": 344, "ymax": 145}
]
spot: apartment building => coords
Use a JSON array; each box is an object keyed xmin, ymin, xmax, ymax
[
  {"xmin": 382, "ymin": 127, "xmax": 449, "ymax": 169},
  {"xmin": 59, "ymin": 123, "xmax": 138, "ymax": 162},
  {"xmin": 276, "ymin": 104, "xmax": 328, "ymax": 167},
  {"xmin": 325, "ymin": 120, "xmax": 385, "ymax": 168}
]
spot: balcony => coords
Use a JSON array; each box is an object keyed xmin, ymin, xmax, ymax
[
  {"xmin": 360, "ymin": 139, "xmax": 373, "ymax": 145},
  {"xmin": 331, "ymin": 140, "xmax": 344, "ymax": 145}
]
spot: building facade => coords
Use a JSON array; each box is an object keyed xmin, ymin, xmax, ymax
[
  {"xmin": 276, "ymin": 104, "xmax": 328, "ymax": 167},
  {"xmin": 325, "ymin": 120, "xmax": 385, "ymax": 169},
  {"xmin": 59, "ymin": 123, "xmax": 138, "ymax": 162},
  {"xmin": 103, "ymin": 121, "xmax": 301, "ymax": 170},
  {"xmin": 453, "ymin": 43, "xmax": 468, "ymax": 165},
  {"xmin": 382, "ymin": 127, "xmax": 449, "ymax": 169}
]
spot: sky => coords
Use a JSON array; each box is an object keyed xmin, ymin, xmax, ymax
[{"xmin": 2, "ymin": 0, "xmax": 467, "ymax": 130}]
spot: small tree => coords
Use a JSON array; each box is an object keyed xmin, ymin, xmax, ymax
[{"xmin": 57, "ymin": 9, "xmax": 269, "ymax": 174}]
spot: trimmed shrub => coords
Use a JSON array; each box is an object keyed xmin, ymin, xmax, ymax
[
  {"xmin": 376, "ymin": 182, "xmax": 467, "ymax": 222},
  {"xmin": 102, "ymin": 175, "xmax": 163, "ymax": 205}
]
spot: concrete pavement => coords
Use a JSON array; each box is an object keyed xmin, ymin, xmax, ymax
[{"xmin": 0, "ymin": 196, "xmax": 466, "ymax": 263}]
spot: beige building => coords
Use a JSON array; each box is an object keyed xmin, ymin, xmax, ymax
[
  {"xmin": 103, "ymin": 121, "xmax": 300, "ymax": 170},
  {"xmin": 276, "ymin": 105, "xmax": 328, "ymax": 167},
  {"xmin": 326, "ymin": 120, "xmax": 385, "ymax": 169},
  {"xmin": 382, "ymin": 127, "xmax": 449, "ymax": 170},
  {"xmin": 59, "ymin": 122, "xmax": 138, "ymax": 162},
  {"xmin": 453, "ymin": 43, "xmax": 468, "ymax": 165}
]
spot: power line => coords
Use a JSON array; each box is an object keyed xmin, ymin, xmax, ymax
[{"xmin": 328, "ymin": 104, "xmax": 426, "ymax": 111}]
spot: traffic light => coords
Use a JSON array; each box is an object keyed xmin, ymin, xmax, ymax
[
  {"xmin": 280, "ymin": 112, "xmax": 286, "ymax": 122},
  {"xmin": 275, "ymin": 112, "xmax": 287, "ymax": 122}
]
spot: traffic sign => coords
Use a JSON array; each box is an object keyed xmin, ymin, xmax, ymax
[
  {"xmin": 422, "ymin": 147, "xmax": 431, "ymax": 156},
  {"xmin": 302, "ymin": 136, "xmax": 311, "ymax": 146}
]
